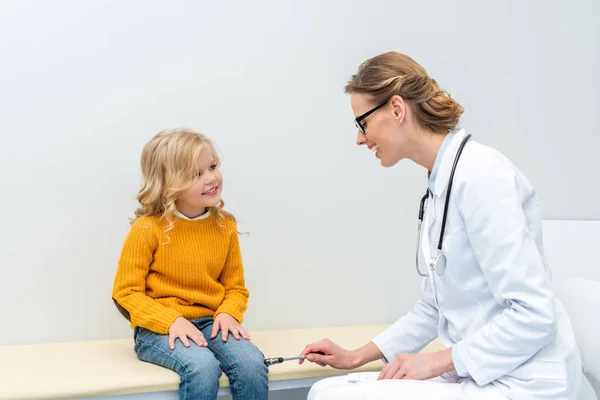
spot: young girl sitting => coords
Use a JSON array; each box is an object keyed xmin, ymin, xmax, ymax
[{"xmin": 112, "ymin": 128, "xmax": 268, "ymax": 400}]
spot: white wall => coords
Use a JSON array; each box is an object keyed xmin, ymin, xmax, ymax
[
  {"xmin": 542, "ymin": 220, "xmax": 600, "ymax": 289},
  {"xmin": 0, "ymin": 0, "xmax": 598, "ymax": 346}
]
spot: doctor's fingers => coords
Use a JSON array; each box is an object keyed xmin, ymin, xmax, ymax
[
  {"xmin": 392, "ymin": 368, "xmax": 406, "ymax": 380},
  {"xmin": 307, "ymin": 352, "xmax": 335, "ymax": 365},
  {"xmin": 378, "ymin": 361, "xmax": 401, "ymax": 380},
  {"xmin": 299, "ymin": 344, "xmax": 317, "ymax": 364},
  {"xmin": 299, "ymin": 340, "xmax": 334, "ymax": 364},
  {"xmin": 305, "ymin": 339, "xmax": 334, "ymax": 354},
  {"xmin": 377, "ymin": 364, "xmax": 389, "ymax": 380}
]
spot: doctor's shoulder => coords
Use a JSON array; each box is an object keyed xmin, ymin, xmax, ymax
[{"xmin": 455, "ymin": 141, "xmax": 533, "ymax": 201}]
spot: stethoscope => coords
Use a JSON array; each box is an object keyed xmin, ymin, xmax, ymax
[{"xmin": 415, "ymin": 134, "xmax": 472, "ymax": 277}]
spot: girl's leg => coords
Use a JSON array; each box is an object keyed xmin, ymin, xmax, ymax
[
  {"xmin": 134, "ymin": 326, "xmax": 222, "ymax": 400},
  {"xmin": 198, "ymin": 319, "xmax": 269, "ymax": 400}
]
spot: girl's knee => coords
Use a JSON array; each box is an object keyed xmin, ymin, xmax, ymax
[
  {"xmin": 184, "ymin": 354, "xmax": 222, "ymax": 378},
  {"xmin": 179, "ymin": 356, "xmax": 222, "ymax": 396},
  {"xmin": 236, "ymin": 350, "xmax": 268, "ymax": 379},
  {"xmin": 227, "ymin": 341, "xmax": 267, "ymax": 376}
]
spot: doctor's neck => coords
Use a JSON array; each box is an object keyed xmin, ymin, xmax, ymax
[{"xmin": 409, "ymin": 127, "xmax": 448, "ymax": 172}]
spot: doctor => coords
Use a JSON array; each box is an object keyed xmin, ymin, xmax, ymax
[{"xmin": 301, "ymin": 52, "xmax": 588, "ymax": 399}]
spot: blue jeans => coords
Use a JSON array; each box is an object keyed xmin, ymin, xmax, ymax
[{"xmin": 134, "ymin": 317, "xmax": 268, "ymax": 400}]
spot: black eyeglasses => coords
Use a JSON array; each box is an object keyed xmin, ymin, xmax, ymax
[{"xmin": 354, "ymin": 101, "xmax": 388, "ymax": 135}]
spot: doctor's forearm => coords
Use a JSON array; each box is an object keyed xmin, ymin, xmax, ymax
[{"xmin": 350, "ymin": 341, "xmax": 384, "ymax": 368}]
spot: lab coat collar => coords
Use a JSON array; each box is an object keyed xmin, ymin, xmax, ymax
[
  {"xmin": 428, "ymin": 131, "xmax": 455, "ymax": 193},
  {"xmin": 432, "ymin": 128, "xmax": 468, "ymax": 197}
]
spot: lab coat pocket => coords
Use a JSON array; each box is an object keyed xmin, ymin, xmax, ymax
[
  {"xmin": 507, "ymin": 358, "xmax": 569, "ymax": 399},
  {"xmin": 442, "ymin": 226, "xmax": 483, "ymax": 292},
  {"xmin": 510, "ymin": 358, "xmax": 566, "ymax": 381}
]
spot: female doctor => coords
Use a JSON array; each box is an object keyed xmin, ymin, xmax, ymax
[{"xmin": 300, "ymin": 52, "xmax": 588, "ymax": 399}]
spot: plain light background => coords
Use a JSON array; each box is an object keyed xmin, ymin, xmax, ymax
[{"xmin": 1, "ymin": 0, "xmax": 599, "ymax": 350}]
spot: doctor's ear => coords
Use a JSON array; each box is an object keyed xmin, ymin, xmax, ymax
[
  {"xmin": 392, "ymin": 110, "xmax": 403, "ymax": 123},
  {"xmin": 392, "ymin": 113, "xmax": 403, "ymax": 125},
  {"xmin": 390, "ymin": 95, "xmax": 406, "ymax": 124}
]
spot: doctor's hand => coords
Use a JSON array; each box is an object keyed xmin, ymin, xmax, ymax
[
  {"xmin": 299, "ymin": 339, "xmax": 356, "ymax": 369},
  {"xmin": 378, "ymin": 348, "xmax": 455, "ymax": 380},
  {"xmin": 299, "ymin": 340, "xmax": 384, "ymax": 370}
]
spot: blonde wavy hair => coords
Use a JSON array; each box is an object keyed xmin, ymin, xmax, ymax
[
  {"xmin": 345, "ymin": 52, "xmax": 464, "ymax": 133},
  {"xmin": 132, "ymin": 128, "xmax": 234, "ymax": 236}
]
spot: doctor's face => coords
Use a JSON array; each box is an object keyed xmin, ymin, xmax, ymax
[{"xmin": 351, "ymin": 93, "xmax": 410, "ymax": 167}]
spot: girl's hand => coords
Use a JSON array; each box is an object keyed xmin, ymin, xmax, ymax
[
  {"xmin": 168, "ymin": 317, "xmax": 208, "ymax": 350},
  {"xmin": 211, "ymin": 313, "xmax": 251, "ymax": 342}
]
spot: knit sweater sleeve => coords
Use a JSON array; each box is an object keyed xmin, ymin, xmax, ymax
[
  {"xmin": 215, "ymin": 219, "xmax": 250, "ymax": 323},
  {"xmin": 112, "ymin": 218, "xmax": 182, "ymax": 334}
]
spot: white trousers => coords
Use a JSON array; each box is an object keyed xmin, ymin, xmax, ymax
[{"xmin": 308, "ymin": 372, "xmax": 508, "ymax": 400}]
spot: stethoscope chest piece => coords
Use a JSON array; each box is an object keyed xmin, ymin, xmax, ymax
[{"xmin": 434, "ymin": 253, "xmax": 447, "ymax": 276}]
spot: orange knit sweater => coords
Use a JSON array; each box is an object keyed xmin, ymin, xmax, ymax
[{"xmin": 112, "ymin": 213, "xmax": 249, "ymax": 334}]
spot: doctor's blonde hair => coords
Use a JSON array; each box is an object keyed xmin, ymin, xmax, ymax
[
  {"xmin": 345, "ymin": 52, "xmax": 464, "ymax": 133},
  {"xmin": 133, "ymin": 128, "xmax": 234, "ymax": 237}
]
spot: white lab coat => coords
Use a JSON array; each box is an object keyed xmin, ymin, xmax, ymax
[{"xmin": 370, "ymin": 129, "xmax": 588, "ymax": 399}]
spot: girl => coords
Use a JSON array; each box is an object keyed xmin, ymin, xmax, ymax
[{"xmin": 112, "ymin": 128, "xmax": 268, "ymax": 400}]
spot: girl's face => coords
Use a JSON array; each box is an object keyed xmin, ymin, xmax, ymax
[{"xmin": 175, "ymin": 145, "xmax": 223, "ymax": 218}]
